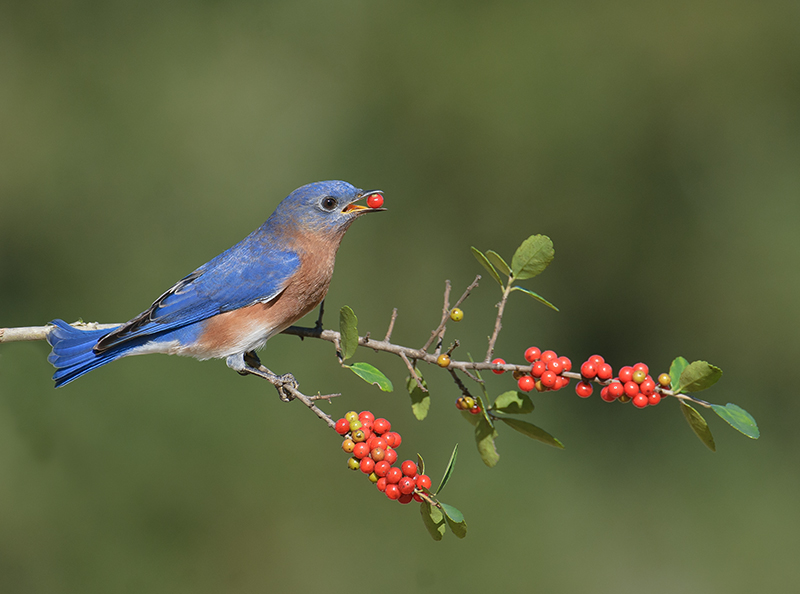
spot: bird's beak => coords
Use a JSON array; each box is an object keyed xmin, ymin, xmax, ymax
[{"xmin": 342, "ymin": 190, "xmax": 387, "ymax": 215}]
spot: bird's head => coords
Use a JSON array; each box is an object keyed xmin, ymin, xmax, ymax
[{"xmin": 270, "ymin": 180, "xmax": 385, "ymax": 237}]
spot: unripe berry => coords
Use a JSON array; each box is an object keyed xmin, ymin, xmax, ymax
[
  {"xmin": 437, "ymin": 354, "xmax": 451, "ymax": 368},
  {"xmin": 353, "ymin": 442, "xmax": 370, "ymax": 459},
  {"xmin": 347, "ymin": 457, "xmax": 360, "ymax": 471},
  {"xmin": 580, "ymin": 361, "xmax": 597, "ymax": 380},
  {"xmin": 373, "ymin": 418, "xmax": 391, "ymax": 434},
  {"xmin": 416, "ymin": 474, "xmax": 432, "ymax": 490},
  {"xmin": 385, "ymin": 484, "xmax": 401, "ymax": 500},
  {"xmin": 342, "ymin": 439, "xmax": 356, "ymax": 453},
  {"xmin": 449, "ymin": 307, "xmax": 464, "ymax": 322},
  {"xmin": 531, "ymin": 361, "xmax": 547, "ymax": 378},
  {"xmin": 386, "ymin": 467, "xmax": 403, "ymax": 484},
  {"xmin": 401, "ymin": 460, "xmax": 418, "ymax": 477},
  {"xmin": 349, "ymin": 419, "xmax": 363, "ymax": 432},
  {"xmin": 344, "ymin": 411, "xmax": 359, "ymax": 423},
  {"xmin": 360, "ymin": 457, "xmax": 375, "ymax": 474},
  {"xmin": 632, "ymin": 369, "xmax": 647, "ymax": 384},
  {"xmin": 518, "ymin": 375, "xmax": 535, "ymax": 392},
  {"xmin": 632, "ymin": 393, "xmax": 649, "ymax": 408},
  {"xmin": 597, "ymin": 363, "xmax": 613, "ymax": 381},
  {"xmin": 618, "ymin": 366, "xmax": 634, "ymax": 383},
  {"xmin": 524, "ymin": 346, "xmax": 541, "ymax": 362},
  {"xmin": 576, "ymin": 381, "xmax": 593, "ymax": 398},
  {"xmin": 535, "ymin": 379, "xmax": 546, "ymax": 392},
  {"xmin": 623, "ymin": 381, "xmax": 640, "ymax": 398},
  {"xmin": 648, "ymin": 392, "xmax": 662, "ymax": 406},
  {"xmin": 335, "ymin": 418, "xmax": 350, "ymax": 435},
  {"xmin": 618, "ymin": 394, "xmax": 631, "ymax": 403},
  {"xmin": 541, "ymin": 350, "xmax": 558, "ymax": 364},
  {"xmin": 658, "ymin": 373, "xmax": 672, "ymax": 388},
  {"xmin": 370, "ymin": 447, "xmax": 386, "ymax": 461},
  {"xmin": 368, "ymin": 472, "xmax": 379, "ymax": 484},
  {"xmin": 541, "ymin": 370, "xmax": 557, "ymax": 388},
  {"xmin": 491, "ymin": 358, "xmax": 506, "ymax": 374}
]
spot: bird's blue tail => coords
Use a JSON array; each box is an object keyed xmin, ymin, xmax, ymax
[{"xmin": 47, "ymin": 320, "xmax": 125, "ymax": 387}]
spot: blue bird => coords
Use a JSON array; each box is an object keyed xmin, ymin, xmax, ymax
[{"xmin": 47, "ymin": 180, "xmax": 384, "ymax": 388}]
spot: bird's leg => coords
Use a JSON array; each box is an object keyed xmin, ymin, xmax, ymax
[
  {"xmin": 229, "ymin": 351, "xmax": 299, "ymax": 402},
  {"xmin": 314, "ymin": 299, "xmax": 325, "ymax": 331}
]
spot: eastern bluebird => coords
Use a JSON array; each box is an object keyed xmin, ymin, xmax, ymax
[{"xmin": 47, "ymin": 180, "xmax": 384, "ymax": 388}]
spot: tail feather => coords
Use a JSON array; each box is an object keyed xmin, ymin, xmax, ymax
[{"xmin": 47, "ymin": 320, "xmax": 124, "ymax": 387}]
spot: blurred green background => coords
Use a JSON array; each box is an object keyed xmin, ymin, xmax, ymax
[{"xmin": 2, "ymin": 1, "xmax": 799, "ymax": 592}]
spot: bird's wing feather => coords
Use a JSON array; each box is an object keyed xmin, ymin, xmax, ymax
[{"xmin": 94, "ymin": 239, "xmax": 300, "ymax": 352}]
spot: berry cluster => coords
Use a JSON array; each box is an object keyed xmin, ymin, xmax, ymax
[
  {"xmin": 493, "ymin": 347, "xmax": 573, "ymax": 394},
  {"xmin": 579, "ymin": 358, "xmax": 671, "ymax": 408},
  {"xmin": 335, "ymin": 410, "xmax": 433, "ymax": 503},
  {"xmin": 454, "ymin": 395, "xmax": 482, "ymax": 415}
]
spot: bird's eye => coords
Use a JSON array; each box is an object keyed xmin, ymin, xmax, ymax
[{"xmin": 320, "ymin": 196, "xmax": 338, "ymax": 211}]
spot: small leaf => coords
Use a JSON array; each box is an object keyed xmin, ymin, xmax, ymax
[
  {"xmin": 435, "ymin": 443, "xmax": 458, "ymax": 496},
  {"xmin": 710, "ymin": 403, "xmax": 760, "ymax": 439},
  {"xmin": 347, "ymin": 362, "xmax": 393, "ymax": 392},
  {"xmin": 680, "ymin": 401, "xmax": 716, "ymax": 451},
  {"xmin": 669, "ymin": 356, "xmax": 689, "ymax": 392},
  {"xmin": 441, "ymin": 503, "xmax": 467, "ymax": 539},
  {"xmin": 471, "ymin": 247, "xmax": 503, "ymax": 285},
  {"xmin": 406, "ymin": 371, "xmax": 430, "ymax": 420},
  {"xmin": 512, "ymin": 286, "xmax": 559, "ymax": 311},
  {"xmin": 338, "ymin": 306, "xmax": 359, "ymax": 361},
  {"xmin": 499, "ymin": 417, "xmax": 564, "ymax": 449},
  {"xmin": 492, "ymin": 391, "xmax": 535, "ymax": 414},
  {"xmin": 510, "ymin": 235, "xmax": 555, "ymax": 281},
  {"xmin": 417, "ymin": 453, "xmax": 425, "ymax": 476},
  {"xmin": 475, "ymin": 416, "xmax": 500, "ymax": 467},
  {"xmin": 678, "ymin": 361, "xmax": 723, "ymax": 393},
  {"xmin": 485, "ymin": 250, "xmax": 511, "ymax": 277},
  {"xmin": 459, "ymin": 408, "xmax": 481, "ymax": 426},
  {"xmin": 420, "ymin": 501, "xmax": 446, "ymax": 541}
]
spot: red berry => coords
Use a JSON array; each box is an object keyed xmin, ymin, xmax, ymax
[
  {"xmin": 469, "ymin": 405, "xmax": 482, "ymax": 415},
  {"xmin": 518, "ymin": 375, "xmax": 535, "ymax": 392},
  {"xmin": 358, "ymin": 410, "xmax": 375, "ymax": 424},
  {"xmin": 398, "ymin": 492, "xmax": 414, "ymax": 504},
  {"xmin": 371, "ymin": 437, "xmax": 388, "ymax": 451},
  {"xmin": 366, "ymin": 193, "xmax": 384, "ymax": 209},
  {"xmin": 558, "ymin": 356, "xmax": 572, "ymax": 372},
  {"xmin": 633, "ymin": 362, "xmax": 649, "ymax": 375},
  {"xmin": 547, "ymin": 358, "xmax": 563, "ymax": 374},
  {"xmin": 384, "ymin": 448, "xmax": 398, "ymax": 465},
  {"xmin": 553, "ymin": 375, "xmax": 570, "ymax": 391},
  {"xmin": 589, "ymin": 354, "xmax": 605, "ymax": 368},
  {"xmin": 524, "ymin": 347, "xmax": 541, "ymax": 362},
  {"xmin": 623, "ymin": 381, "xmax": 640, "ymax": 398},
  {"xmin": 600, "ymin": 386, "xmax": 616, "ymax": 402},
  {"xmin": 398, "ymin": 476, "xmax": 416, "ymax": 495},
  {"xmin": 576, "ymin": 381, "xmax": 593, "ymax": 398},
  {"xmin": 540, "ymin": 370, "xmax": 557, "ymax": 388},
  {"xmin": 580, "ymin": 361, "xmax": 597, "ymax": 379},
  {"xmin": 632, "ymin": 394, "xmax": 649, "ymax": 408},
  {"xmin": 531, "ymin": 360, "xmax": 547, "ymax": 378},
  {"xmin": 541, "ymin": 350, "xmax": 557, "ymax": 363},
  {"xmin": 360, "ymin": 457, "xmax": 375, "ymax": 474},
  {"xmin": 597, "ymin": 363, "xmax": 613, "ymax": 381},
  {"xmin": 648, "ymin": 392, "xmax": 662, "ymax": 406},
  {"xmin": 374, "ymin": 461, "xmax": 391, "ymax": 477},
  {"xmin": 335, "ymin": 418, "xmax": 350, "ymax": 435},
  {"xmin": 376, "ymin": 477, "xmax": 387, "ymax": 491},
  {"xmin": 386, "ymin": 467, "xmax": 403, "ymax": 484},
  {"xmin": 639, "ymin": 378, "xmax": 656, "ymax": 397},
  {"xmin": 416, "ymin": 474, "xmax": 432, "ymax": 490},
  {"xmin": 372, "ymin": 418, "xmax": 391, "ymax": 434},
  {"xmin": 385, "ymin": 484, "xmax": 401, "ymax": 500},
  {"xmin": 608, "ymin": 381, "xmax": 624, "ymax": 398},
  {"xmin": 413, "ymin": 493, "xmax": 424, "ymax": 502},
  {"xmin": 618, "ymin": 366, "xmax": 634, "ymax": 383},
  {"xmin": 401, "ymin": 460, "xmax": 418, "ymax": 477},
  {"xmin": 491, "ymin": 358, "xmax": 506, "ymax": 374},
  {"xmin": 384, "ymin": 432, "xmax": 402, "ymax": 448},
  {"xmin": 658, "ymin": 373, "xmax": 672, "ymax": 387},
  {"xmin": 370, "ymin": 447, "xmax": 386, "ymax": 461},
  {"xmin": 353, "ymin": 442, "xmax": 370, "ymax": 459}
]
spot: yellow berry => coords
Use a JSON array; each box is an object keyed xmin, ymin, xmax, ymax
[
  {"xmin": 437, "ymin": 354, "xmax": 451, "ymax": 368},
  {"xmin": 342, "ymin": 439, "xmax": 356, "ymax": 453},
  {"xmin": 658, "ymin": 373, "xmax": 671, "ymax": 387},
  {"xmin": 450, "ymin": 307, "xmax": 464, "ymax": 322},
  {"xmin": 344, "ymin": 411, "xmax": 359, "ymax": 423}
]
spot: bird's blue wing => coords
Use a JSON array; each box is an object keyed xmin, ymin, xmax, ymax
[{"xmin": 94, "ymin": 235, "xmax": 300, "ymax": 352}]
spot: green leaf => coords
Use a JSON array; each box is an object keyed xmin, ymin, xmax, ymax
[
  {"xmin": 459, "ymin": 408, "xmax": 481, "ymax": 426},
  {"xmin": 420, "ymin": 501, "xmax": 446, "ymax": 541},
  {"xmin": 680, "ymin": 401, "xmax": 716, "ymax": 452},
  {"xmin": 499, "ymin": 417, "xmax": 564, "ymax": 449},
  {"xmin": 347, "ymin": 362, "xmax": 393, "ymax": 392},
  {"xmin": 512, "ymin": 286, "xmax": 559, "ymax": 311},
  {"xmin": 485, "ymin": 250, "xmax": 511, "ymax": 277},
  {"xmin": 678, "ymin": 361, "xmax": 723, "ymax": 393},
  {"xmin": 710, "ymin": 403, "xmax": 760, "ymax": 439},
  {"xmin": 471, "ymin": 247, "xmax": 503, "ymax": 285},
  {"xmin": 669, "ymin": 356, "xmax": 689, "ymax": 392},
  {"xmin": 338, "ymin": 306, "xmax": 359, "ymax": 361},
  {"xmin": 492, "ymin": 391, "xmax": 535, "ymax": 414},
  {"xmin": 475, "ymin": 416, "xmax": 500, "ymax": 467},
  {"xmin": 435, "ymin": 443, "xmax": 458, "ymax": 496},
  {"xmin": 406, "ymin": 371, "xmax": 430, "ymax": 420},
  {"xmin": 441, "ymin": 503, "xmax": 467, "ymax": 539},
  {"xmin": 510, "ymin": 235, "xmax": 555, "ymax": 280},
  {"xmin": 417, "ymin": 453, "xmax": 425, "ymax": 476}
]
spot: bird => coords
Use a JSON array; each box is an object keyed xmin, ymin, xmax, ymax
[{"xmin": 47, "ymin": 180, "xmax": 385, "ymax": 388}]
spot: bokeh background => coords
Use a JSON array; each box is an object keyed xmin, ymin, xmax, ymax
[{"xmin": 2, "ymin": 1, "xmax": 799, "ymax": 592}]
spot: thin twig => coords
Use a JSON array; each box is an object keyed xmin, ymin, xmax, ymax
[
  {"xmin": 421, "ymin": 280, "xmax": 452, "ymax": 352},
  {"xmin": 384, "ymin": 308, "xmax": 398, "ymax": 342},
  {"xmin": 400, "ymin": 352, "xmax": 427, "ymax": 392},
  {"xmin": 485, "ymin": 281, "xmax": 513, "ymax": 362}
]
